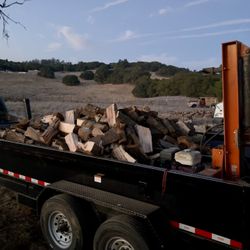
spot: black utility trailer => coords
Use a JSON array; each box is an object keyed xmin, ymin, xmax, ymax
[{"xmin": 0, "ymin": 40, "xmax": 250, "ymax": 250}]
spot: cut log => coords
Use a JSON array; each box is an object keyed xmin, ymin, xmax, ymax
[
  {"xmin": 92, "ymin": 128, "xmax": 104, "ymax": 137},
  {"xmin": 94, "ymin": 114, "xmax": 102, "ymax": 123},
  {"xmin": 59, "ymin": 122, "xmax": 75, "ymax": 134},
  {"xmin": 65, "ymin": 133, "xmax": 79, "ymax": 152},
  {"xmin": 117, "ymin": 111, "xmax": 137, "ymax": 127},
  {"xmin": 162, "ymin": 119, "xmax": 176, "ymax": 135},
  {"xmin": 163, "ymin": 135, "xmax": 178, "ymax": 145},
  {"xmin": 77, "ymin": 118, "xmax": 87, "ymax": 127},
  {"xmin": 65, "ymin": 110, "xmax": 75, "ymax": 124},
  {"xmin": 92, "ymin": 123, "xmax": 109, "ymax": 132},
  {"xmin": 41, "ymin": 115, "xmax": 55, "ymax": 124},
  {"xmin": 5, "ymin": 130, "xmax": 25, "ymax": 143},
  {"xmin": 112, "ymin": 145, "xmax": 136, "ymax": 163},
  {"xmin": 102, "ymin": 128, "xmax": 120, "ymax": 146},
  {"xmin": 146, "ymin": 117, "xmax": 168, "ymax": 135},
  {"xmin": 15, "ymin": 118, "xmax": 30, "ymax": 130},
  {"xmin": 52, "ymin": 139, "xmax": 69, "ymax": 151},
  {"xmin": 135, "ymin": 125, "xmax": 153, "ymax": 153},
  {"xmin": 78, "ymin": 127, "xmax": 92, "ymax": 141},
  {"xmin": 40, "ymin": 118, "xmax": 60, "ymax": 145},
  {"xmin": 176, "ymin": 120, "xmax": 190, "ymax": 135},
  {"xmin": 79, "ymin": 141, "xmax": 102, "ymax": 155},
  {"xmin": 106, "ymin": 104, "xmax": 117, "ymax": 127},
  {"xmin": 0, "ymin": 130, "xmax": 6, "ymax": 139},
  {"xmin": 24, "ymin": 127, "xmax": 41, "ymax": 142}
]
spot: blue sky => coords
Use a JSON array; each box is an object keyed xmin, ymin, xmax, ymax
[{"xmin": 0, "ymin": 0, "xmax": 250, "ymax": 70}]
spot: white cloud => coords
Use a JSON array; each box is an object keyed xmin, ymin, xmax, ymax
[
  {"xmin": 58, "ymin": 26, "xmax": 89, "ymax": 50},
  {"xmin": 91, "ymin": 0, "xmax": 129, "ymax": 13},
  {"xmin": 138, "ymin": 53, "xmax": 177, "ymax": 65},
  {"xmin": 47, "ymin": 42, "xmax": 62, "ymax": 51},
  {"xmin": 115, "ymin": 30, "xmax": 137, "ymax": 42},
  {"xmin": 185, "ymin": 0, "xmax": 210, "ymax": 7},
  {"xmin": 158, "ymin": 7, "xmax": 172, "ymax": 16},
  {"xmin": 87, "ymin": 15, "xmax": 95, "ymax": 25},
  {"xmin": 182, "ymin": 18, "xmax": 250, "ymax": 31}
]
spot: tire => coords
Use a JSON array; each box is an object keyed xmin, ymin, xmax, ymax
[
  {"xmin": 94, "ymin": 215, "xmax": 151, "ymax": 250},
  {"xmin": 40, "ymin": 194, "xmax": 94, "ymax": 250}
]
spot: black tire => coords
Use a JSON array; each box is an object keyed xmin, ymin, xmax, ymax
[
  {"xmin": 94, "ymin": 215, "xmax": 151, "ymax": 250},
  {"xmin": 40, "ymin": 194, "xmax": 94, "ymax": 250}
]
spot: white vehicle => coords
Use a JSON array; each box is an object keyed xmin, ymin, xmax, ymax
[{"xmin": 213, "ymin": 102, "xmax": 223, "ymax": 118}]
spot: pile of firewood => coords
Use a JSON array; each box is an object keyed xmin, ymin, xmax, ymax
[{"xmin": 0, "ymin": 104, "xmax": 205, "ymax": 166}]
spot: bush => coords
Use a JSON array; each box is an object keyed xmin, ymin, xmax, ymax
[
  {"xmin": 80, "ymin": 70, "xmax": 94, "ymax": 80},
  {"xmin": 38, "ymin": 67, "xmax": 55, "ymax": 79},
  {"xmin": 62, "ymin": 75, "xmax": 80, "ymax": 86}
]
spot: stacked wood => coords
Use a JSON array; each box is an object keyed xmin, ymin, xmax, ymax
[{"xmin": 1, "ymin": 103, "xmax": 205, "ymax": 166}]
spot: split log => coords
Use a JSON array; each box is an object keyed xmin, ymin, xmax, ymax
[
  {"xmin": 40, "ymin": 118, "xmax": 60, "ymax": 145},
  {"xmin": 65, "ymin": 110, "xmax": 75, "ymax": 124},
  {"xmin": 92, "ymin": 128, "xmax": 104, "ymax": 137},
  {"xmin": 52, "ymin": 139, "xmax": 69, "ymax": 151},
  {"xmin": 135, "ymin": 125, "xmax": 153, "ymax": 153},
  {"xmin": 59, "ymin": 122, "xmax": 75, "ymax": 134},
  {"xmin": 78, "ymin": 127, "xmax": 92, "ymax": 141},
  {"xmin": 24, "ymin": 127, "xmax": 41, "ymax": 142},
  {"xmin": 77, "ymin": 118, "xmax": 87, "ymax": 127},
  {"xmin": 117, "ymin": 111, "xmax": 137, "ymax": 127},
  {"xmin": 41, "ymin": 115, "xmax": 55, "ymax": 124},
  {"xmin": 0, "ymin": 130, "xmax": 6, "ymax": 139},
  {"xmin": 106, "ymin": 104, "xmax": 117, "ymax": 127},
  {"xmin": 112, "ymin": 145, "xmax": 136, "ymax": 163},
  {"xmin": 79, "ymin": 141, "xmax": 102, "ymax": 155},
  {"xmin": 65, "ymin": 133, "xmax": 79, "ymax": 152},
  {"xmin": 163, "ymin": 135, "xmax": 178, "ymax": 145},
  {"xmin": 102, "ymin": 128, "xmax": 120, "ymax": 146},
  {"xmin": 176, "ymin": 120, "xmax": 190, "ymax": 135},
  {"xmin": 92, "ymin": 123, "xmax": 109, "ymax": 132},
  {"xmin": 5, "ymin": 130, "xmax": 25, "ymax": 143},
  {"xmin": 146, "ymin": 117, "xmax": 168, "ymax": 135},
  {"xmin": 162, "ymin": 119, "xmax": 176, "ymax": 135}
]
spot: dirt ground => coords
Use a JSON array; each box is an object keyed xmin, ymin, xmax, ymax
[{"xmin": 0, "ymin": 72, "xmax": 213, "ymax": 249}]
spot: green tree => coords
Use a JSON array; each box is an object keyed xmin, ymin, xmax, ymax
[
  {"xmin": 38, "ymin": 67, "xmax": 55, "ymax": 79},
  {"xmin": 95, "ymin": 65, "xmax": 110, "ymax": 83},
  {"xmin": 62, "ymin": 75, "xmax": 80, "ymax": 86},
  {"xmin": 80, "ymin": 70, "xmax": 94, "ymax": 80}
]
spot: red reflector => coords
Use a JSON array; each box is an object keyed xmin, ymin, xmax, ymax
[
  {"xmin": 231, "ymin": 240, "xmax": 243, "ymax": 249},
  {"xmin": 25, "ymin": 176, "xmax": 31, "ymax": 182},
  {"xmin": 195, "ymin": 228, "xmax": 212, "ymax": 239},
  {"xmin": 170, "ymin": 221, "xmax": 179, "ymax": 228},
  {"xmin": 3, "ymin": 170, "xmax": 8, "ymax": 175}
]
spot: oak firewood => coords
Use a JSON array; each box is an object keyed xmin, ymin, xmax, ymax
[
  {"xmin": 59, "ymin": 122, "xmax": 75, "ymax": 134},
  {"xmin": 5, "ymin": 130, "xmax": 25, "ymax": 143},
  {"xmin": 135, "ymin": 125, "xmax": 153, "ymax": 153},
  {"xmin": 102, "ymin": 128, "xmax": 120, "ymax": 146},
  {"xmin": 24, "ymin": 127, "xmax": 41, "ymax": 142},
  {"xmin": 177, "ymin": 136, "xmax": 198, "ymax": 149},
  {"xmin": 106, "ymin": 104, "xmax": 117, "ymax": 127},
  {"xmin": 146, "ymin": 116, "xmax": 168, "ymax": 135},
  {"xmin": 65, "ymin": 110, "xmax": 75, "ymax": 124},
  {"xmin": 112, "ymin": 145, "xmax": 136, "ymax": 163},
  {"xmin": 162, "ymin": 118, "xmax": 176, "ymax": 135},
  {"xmin": 117, "ymin": 111, "xmax": 137, "ymax": 127},
  {"xmin": 176, "ymin": 120, "xmax": 190, "ymax": 135},
  {"xmin": 78, "ymin": 141, "xmax": 102, "ymax": 155},
  {"xmin": 65, "ymin": 133, "xmax": 79, "ymax": 152},
  {"xmin": 78, "ymin": 127, "xmax": 92, "ymax": 141},
  {"xmin": 92, "ymin": 128, "xmax": 104, "ymax": 137},
  {"xmin": 40, "ymin": 118, "xmax": 60, "ymax": 145}
]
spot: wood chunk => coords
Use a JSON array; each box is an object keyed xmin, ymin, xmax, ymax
[
  {"xmin": 40, "ymin": 118, "xmax": 60, "ymax": 145},
  {"xmin": 79, "ymin": 141, "xmax": 102, "ymax": 155},
  {"xmin": 52, "ymin": 139, "xmax": 69, "ymax": 151},
  {"xmin": 94, "ymin": 114, "xmax": 102, "ymax": 123},
  {"xmin": 5, "ymin": 130, "xmax": 25, "ymax": 143},
  {"xmin": 135, "ymin": 125, "xmax": 153, "ymax": 153},
  {"xmin": 77, "ymin": 118, "xmax": 87, "ymax": 127},
  {"xmin": 162, "ymin": 119, "xmax": 176, "ymax": 135},
  {"xmin": 92, "ymin": 128, "xmax": 104, "ymax": 137},
  {"xmin": 30, "ymin": 118, "xmax": 43, "ymax": 130},
  {"xmin": 24, "ymin": 127, "xmax": 41, "ymax": 142},
  {"xmin": 106, "ymin": 104, "xmax": 117, "ymax": 127},
  {"xmin": 15, "ymin": 127, "xmax": 26, "ymax": 134},
  {"xmin": 89, "ymin": 135, "xmax": 103, "ymax": 146},
  {"xmin": 100, "ymin": 114, "xmax": 108, "ymax": 123},
  {"xmin": 177, "ymin": 136, "xmax": 198, "ymax": 149},
  {"xmin": 65, "ymin": 133, "xmax": 79, "ymax": 152},
  {"xmin": 126, "ymin": 126, "xmax": 140, "ymax": 145},
  {"xmin": 78, "ymin": 127, "xmax": 92, "ymax": 141},
  {"xmin": 117, "ymin": 111, "xmax": 137, "ymax": 126},
  {"xmin": 93, "ymin": 123, "xmax": 109, "ymax": 132},
  {"xmin": 0, "ymin": 130, "xmax": 6, "ymax": 139},
  {"xmin": 80, "ymin": 104, "xmax": 104, "ymax": 118},
  {"xmin": 15, "ymin": 118, "xmax": 30, "ymax": 130},
  {"xmin": 146, "ymin": 116, "xmax": 168, "ymax": 135},
  {"xmin": 112, "ymin": 145, "xmax": 136, "ymax": 163},
  {"xmin": 102, "ymin": 128, "xmax": 120, "ymax": 146},
  {"xmin": 176, "ymin": 120, "xmax": 190, "ymax": 135},
  {"xmin": 163, "ymin": 135, "xmax": 178, "ymax": 145},
  {"xmin": 65, "ymin": 110, "xmax": 75, "ymax": 124},
  {"xmin": 59, "ymin": 122, "xmax": 75, "ymax": 134},
  {"xmin": 41, "ymin": 115, "xmax": 55, "ymax": 124}
]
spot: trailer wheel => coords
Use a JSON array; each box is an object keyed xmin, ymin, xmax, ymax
[
  {"xmin": 40, "ymin": 194, "xmax": 93, "ymax": 250},
  {"xmin": 94, "ymin": 215, "xmax": 151, "ymax": 250}
]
